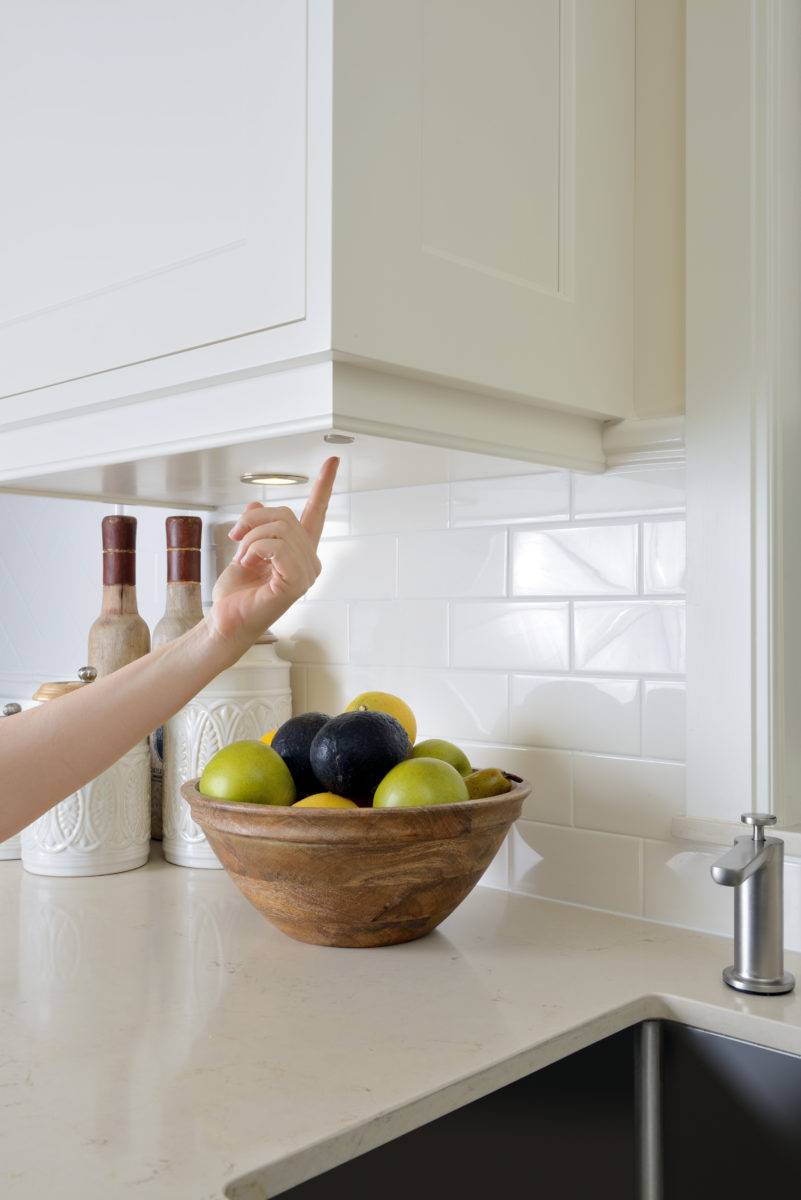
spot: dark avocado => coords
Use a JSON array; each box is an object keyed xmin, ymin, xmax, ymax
[
  {"xmin": 271, "ymin": 711, "xmax": 331, "ymax": 799},
  {"xmin": 309, "ymin": 710, "xmax": 412, "ymax": 805}
]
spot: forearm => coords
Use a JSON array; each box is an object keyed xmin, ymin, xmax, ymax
[
  {"xmin": 0, "ymin": 455, "xmax": 339, "ymax": 843},
  {"xmin": 0, "ymin": 618, "xmax": 241, "ymax": 841}
]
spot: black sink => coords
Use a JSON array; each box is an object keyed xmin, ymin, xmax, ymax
[{"xmin": 276, "ymin": 1020, "xmax": 801, "ymax": 1200}]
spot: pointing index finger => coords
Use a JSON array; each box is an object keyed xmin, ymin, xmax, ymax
[{"xmin": 300, "ymin": 457, "xmax": 339, "ymax": 547}]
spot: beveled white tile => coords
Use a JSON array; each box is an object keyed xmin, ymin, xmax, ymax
[
  {"xmin": 573, "ymin": 754, "xmax": 685, "ymax": 840},
  {"xmin": 350, "ymin": 484, "xmax": 449, "ymax": 535},
  {"xmin": 512, "ymin": 525, "xmax": 638, "ymax": 596},
  {"xmin": 271, "ymin": 601, "xmax": 349, "ymax": 664},
  {"xmin": 642, "ymin": 682, "xmax": 686, "ymax": 760},
  {"xmin": 572, "ymin": 467, "xmax": 686, "ymax": 517},
  {"xmin": 643, "ymin": 838, "xmax": 732, "ymax": 935},
  {"xmin": 510, "ymin": 675, "xmax": 640, "ymax": 755},
  {"xmin": 451, "ymin": 602, "xmax": 569, "ymax": 671},
  {"xmin": 510, "ymin": 821, "xmax": 642, "ymax": 915},
  {"xmin": 398, "ymin": 529, "xmax": 507, "ymax": 598},
  {"xmin": 304, "ymin": 666, "xmax": 378, "ymax": 717},
  {"xmin": 312, "ymin": 536, "xmax": 396, "ymax": 600},
  {"xmin": 462, "ymin": 743, "xmax": 572, "ymax": 824},
  {"xmin": 383, "ymin": 669, "xmax": 509, "ymax": 744},
  {"xmin": 643, "ymin": 520, "xmax": 686, "ymax": 594},
  {"xmin": 349, "ymin": 601, "xmax": 448, "ymax": 668},
  {"xmin": 451, "ymin": 472, "xmax": 570, "ymax": 527},
  {"xmin": 306, "ymin": 666, "xmax": 508, "ymax": 745},
  {"xmin": 574, "ymin": 602, "xmax": 685, "ymax": 674}
]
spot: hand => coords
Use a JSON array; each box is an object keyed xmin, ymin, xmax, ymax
[{"xmin": 206, "ymin": 457, "xmax": 339, "ymax": 647}]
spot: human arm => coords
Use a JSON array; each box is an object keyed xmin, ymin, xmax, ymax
[{"xmin": 0, "ymin": 457, "xmax": 339, "ymax": 841}]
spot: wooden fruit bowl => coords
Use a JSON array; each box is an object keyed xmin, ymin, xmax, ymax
[{"xmin": 181, "ymin": 778, "xmax": 529, "ymax": 948}]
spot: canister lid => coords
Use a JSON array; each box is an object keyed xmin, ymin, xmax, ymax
[{"xmin": 33, "ymin": 666, "xmax": 98, "ymax": 702}]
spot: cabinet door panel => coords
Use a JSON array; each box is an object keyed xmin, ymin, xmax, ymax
[
  {"xmin": 333, "ymin": 0, "xmax": 634, "ymax": 419},
  {"xmin": 0, "ymin": 0, "xmax": 307, "ymax": 398}
]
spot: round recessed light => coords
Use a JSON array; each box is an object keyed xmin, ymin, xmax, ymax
[
  {"xmin": 240, "ymin": 473, "xmax": 309, "ymax": 487},
  {"xmin": 324, "ymin": 433, "xmax": 355, "ymax": 444}
]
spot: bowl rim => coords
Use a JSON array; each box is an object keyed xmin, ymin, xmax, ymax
[{"xmin": 181, "ymin": 775, "xmax": 530, "ymax": 843}]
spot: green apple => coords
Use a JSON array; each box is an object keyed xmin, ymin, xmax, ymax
[
  {"xmin": 411, "ymin": 737, "xmax": 472, "ymax": 776},
  {"xmin": 373, "ymin": 757, "xmax": 469, "ymax": 808},
  {"xmin": 199, "ymin": 740, "xmax": 296, "ymax": 806}
]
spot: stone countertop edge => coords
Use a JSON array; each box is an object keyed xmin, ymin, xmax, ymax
[{"xmin": 3, "ymin": 844, "xmax": 801, "ymax": 1200}]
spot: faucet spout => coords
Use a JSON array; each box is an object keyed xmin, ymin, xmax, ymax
[{"xmin": 711, "ymin": 836, "xmax": 771, "ymax": 887}]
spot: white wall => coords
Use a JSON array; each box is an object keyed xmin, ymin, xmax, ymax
[{"xmin": 3, "ymin": 466, "xmax": 797, "ymax": 948}]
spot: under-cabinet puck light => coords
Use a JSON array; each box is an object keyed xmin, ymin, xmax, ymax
[{"xmin": 240, "ymin": 472, "xmax": 309, "ymax": 486}]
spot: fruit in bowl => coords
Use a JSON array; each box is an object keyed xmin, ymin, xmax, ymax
[
  {"xmin": 185, "ymin": 694, "xmax": 528, "ymax": 947},
  {"xmin": 182, "ymin": 773, "xmax": 528, "ymax": 948}
]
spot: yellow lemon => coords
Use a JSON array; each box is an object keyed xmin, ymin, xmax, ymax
[
  {"xmin": 292, "ymin": 792, "xmax": 359, "ymax": 809},
  {"xmin": 260, "ymin": 729, "xmax": 277, "ymax": 745},
  {"xmin": 344, "ymin": 691, "xmax": 417, "ymax": 743}
]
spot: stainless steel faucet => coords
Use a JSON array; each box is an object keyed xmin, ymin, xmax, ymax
[{"xmin": 711, "ymin": 813, "xmax": 795, "ymax": 994}]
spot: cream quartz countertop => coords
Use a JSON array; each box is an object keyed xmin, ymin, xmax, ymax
[{"xmin": 3, "ymin": 846, "xmax": 801, "ymax": 1200}]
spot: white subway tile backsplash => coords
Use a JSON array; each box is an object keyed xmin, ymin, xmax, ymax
[
  {"xmin": 572, "ymin": 467, "xmax": 686, "ymax": 517},
  {"xmin": 512, "ymin": 524, "xmax": 638, "ymax": 596},
  {"xmin": 510, "ymin": 675, "xmax": 640, "ymax": 755},
  {"xmin": 349, "ymin": 600, "xmax": 448, "ymax": 668},
  {"xmin": 450, "ymin": 601, "xmax": 569, "ymax": 671},
  {"xmin": 398, "ymin": 528, "xmax": 507, "ymax": 598},
  {"xmin": 643, "ymin": 520, "xmax": 686, "ymax": 593},
  {"xmin": 350, "ymin": 484, "xmax": 449, "ymax": 535},
  {"xmin": 642, "ymin": 682, "xmax": 686, "ymax": 760},
  {"xmin": 451, "ymin": 472, "xmax": 570, "ymax": 526},
  {"xmin": 573, "ymin": 754, "xmax": 685, "ymax": 840},
  {"xmin": 573, "ymin": 601, "xmax": 686, "ymax": 674},
  {"xmin": 402, "ymin": 669, "xmax": 510, "ymax": 743},
  {"xmin": 463, "ymin": 743, "xmax": 572, "ymax": 825},
  {"xmin": 271, "ymin": 601, "xmax": 349, "ymax": 664},
  {"xmin": 313, "ymin": 536, "xmax": 397, "ymax": 600},
  {"xmin": 642, "ymin": 839, "xmax": 732, "ymax": 934},
  {"xmin": 510, "ymin": 821, "xmax": 643, "ymax": 915}
]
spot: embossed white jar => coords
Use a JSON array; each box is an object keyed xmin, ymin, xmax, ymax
[
  {"xmin": 21, "ymin": 739, "xmax": 151, "ymax": 877},
  {"xmin": 21, "ymin": 674, "xmax": 150, "ymax": 877},
  {"xmin": 162, "ymin": 641, "xmax": 292, "ymax": 868}
]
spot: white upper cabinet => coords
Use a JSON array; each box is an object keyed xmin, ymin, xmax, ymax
[
  {"xmin": 0, "ymin": 0, "xmax": 675, "ymax": 504},
  {"xmin": 1, "ymin": 0, "xmax": 311, "ymax": 400}
]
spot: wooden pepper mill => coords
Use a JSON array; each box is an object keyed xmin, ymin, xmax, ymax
[{"xmin": 87, "ymin": 515, "xmax": 151, "ymax": 676}]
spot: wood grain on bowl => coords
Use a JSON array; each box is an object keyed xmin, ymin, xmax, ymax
[{"xmin": 181, "ymin": 779, "xmax": 529, "ymax": 948}]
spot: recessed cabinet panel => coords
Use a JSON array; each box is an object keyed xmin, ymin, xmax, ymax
[
  {"xmin": 0, "ymin": 0, "xmax": 307, "ymax": 397},
  {"xmin": 420, "ymin": 0, "xmax": 561, "ymax": 294},
  {"xmin": 332, "ymin": 0, "xmax": 635, "ymax": 419}
]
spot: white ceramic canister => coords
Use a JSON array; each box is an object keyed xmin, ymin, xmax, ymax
[
  {"xmin": 21, "ymin": 671, "xmax": 151, "ymax": 877},
  {"xmin": 0, "ymin": 702, "xmax": 23, "ymax": 859},
  {"xmin": 161, "ymin": 639, "xmax": 292, "ymax": 868}
]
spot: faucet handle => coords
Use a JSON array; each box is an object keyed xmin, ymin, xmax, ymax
[{"xmin": 742, "ymin": 812, "xmax": 777, "ymax": 841}]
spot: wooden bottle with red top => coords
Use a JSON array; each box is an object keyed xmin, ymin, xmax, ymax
[
  {"xmin": 152, "ymin": 516, "xmax": 204, "ymax": 649},
  {"xmin": 87, "ymin": 515, "xmax": 151, "ymax": 677},
  {"xmin": 150, "ymin": 516, "xmax": 204, "ymax": 841}
]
